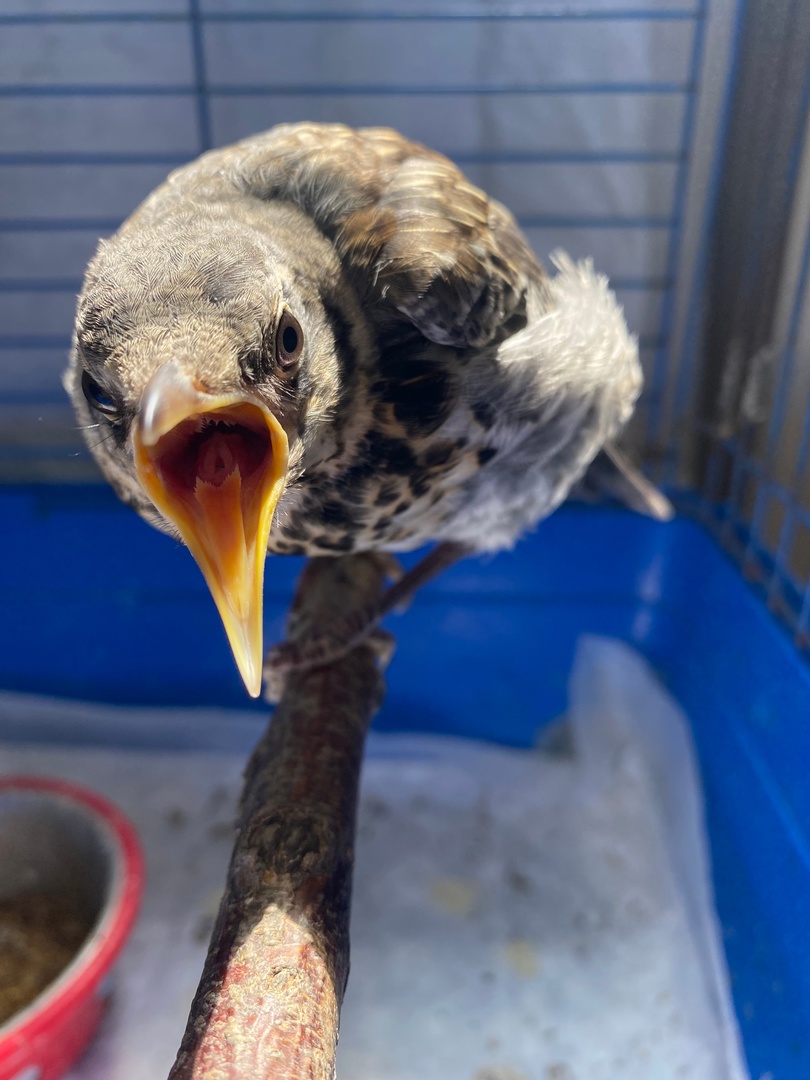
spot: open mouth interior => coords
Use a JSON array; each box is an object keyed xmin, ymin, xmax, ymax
[{"xmin": 148, "ymin": 403, "xmax": 274, "ymax": 506}]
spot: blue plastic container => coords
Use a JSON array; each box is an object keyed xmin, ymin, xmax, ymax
[{"xmin": 1, "ymin": 484, "xmax": 808, "ymax": 1077}]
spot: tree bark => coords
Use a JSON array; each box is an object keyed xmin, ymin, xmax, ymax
[{"xmin": 168, "ymin": 554, "xmax": 391, "ymax": 1080}]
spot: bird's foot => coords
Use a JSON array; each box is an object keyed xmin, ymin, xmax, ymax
[
  {"xmin": 263, "ymin": 552, "xmax": 403, "ymax": 703},
  {"xmin": 262, "ymin": 542, "xmax": 468, "ymax": 703},
  {"xmin": 263, "ymin": 625, "xmax": 396, "ymax": 704}
]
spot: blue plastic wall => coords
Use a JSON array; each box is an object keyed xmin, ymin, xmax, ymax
[{"xmin": 1, "ymin": 486, "xmax": 809, "ymax": 1077}]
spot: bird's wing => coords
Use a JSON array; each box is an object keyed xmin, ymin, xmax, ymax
[{"xmin": 216, "ymin": 123, "xmax": 544, "ymax": 349}]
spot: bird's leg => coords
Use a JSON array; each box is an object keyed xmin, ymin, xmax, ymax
[{"xmin": 263, "ymin": 541, "xmax": 469, "ymax": 702}]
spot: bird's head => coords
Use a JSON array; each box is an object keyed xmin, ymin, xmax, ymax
[{"xmin": 66, "ymin": 204, "xmax": 357, "ymax": 697}]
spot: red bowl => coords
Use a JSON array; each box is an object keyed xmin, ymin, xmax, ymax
[{"xmin": 0, "ymin": 776, "xmax": 144, "ymax": 1080}]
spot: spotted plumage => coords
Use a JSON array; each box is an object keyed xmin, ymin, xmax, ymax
[{"xmin": 66, "ymin": 122, "xmax": 663, "ymax": 696}]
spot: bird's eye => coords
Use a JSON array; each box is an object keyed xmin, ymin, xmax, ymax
[
  {"xmin": 275, "ymin": 311, "xmax": 303, "ymax": 373},
  {"xmin": 81, "ymin": 369, "xmax": 120, "ymax": 419}
]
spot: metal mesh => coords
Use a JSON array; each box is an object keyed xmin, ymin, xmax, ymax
[
  {"xmin": 10, "ymin": 0, "xmax": 810, "ymax": 650},
  {"xmin": 674, "ymin": 1, "xmax": 810, "ymax": 652},
  {"xmin": 0, "ymin": 1, "xmax": 727, "ymax": 475}
]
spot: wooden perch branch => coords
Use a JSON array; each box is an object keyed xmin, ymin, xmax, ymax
[{"xmin": 168, "ymin": 554, "xmax": 391, "ymax": 1080}]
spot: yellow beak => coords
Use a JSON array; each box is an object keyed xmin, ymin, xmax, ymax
[{"xmin": 132, "ymin": 362, "xmax": 288, "ymax": 697}]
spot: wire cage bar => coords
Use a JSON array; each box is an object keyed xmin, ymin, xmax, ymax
[
  {"xmin": 11, "ymin": 1, "xmax": 810, "ymax": 642},
  {"xmin": 0, "ymin": 1, "xmax": 728, "ymax": 480}
]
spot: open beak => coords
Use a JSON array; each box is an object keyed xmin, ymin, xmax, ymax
[{"xmin": 132, "ymin": 362, "xmax": 288, "ymax": 697}]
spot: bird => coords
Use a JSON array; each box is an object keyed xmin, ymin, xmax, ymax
[{"xmin": 65, "ymin": 122, "xmax": 670, "ymax": 699}]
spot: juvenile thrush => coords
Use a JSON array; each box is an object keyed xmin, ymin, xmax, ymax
[{"xmin": 66, "ymin": 123, "xmax": 667, "ymax": 698}]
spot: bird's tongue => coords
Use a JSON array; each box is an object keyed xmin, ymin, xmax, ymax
[
  {"xmin": 134, "ymin": 396, "xmax": 288, "ymax": 698},
  {"xmin": 193, "ymin": 434, "xmax": 251, "ymax": 593}
]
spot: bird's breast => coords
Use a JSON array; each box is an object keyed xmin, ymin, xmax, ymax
[{"xmin": 267, "ymin": 394, "xmax": 495, "ymax": 557}]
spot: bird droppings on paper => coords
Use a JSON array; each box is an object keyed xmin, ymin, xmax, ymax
[
  {"xmin": 502, "ymin": 939, "xmax": 540, "ymax": 979},
  {"xmin": 473, "ymin": 1067, "xmax": 533, "ymax": 1080},
  {"xmin": 431, "ymin": 876, "xmax": 479, "ymax": 917}
]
